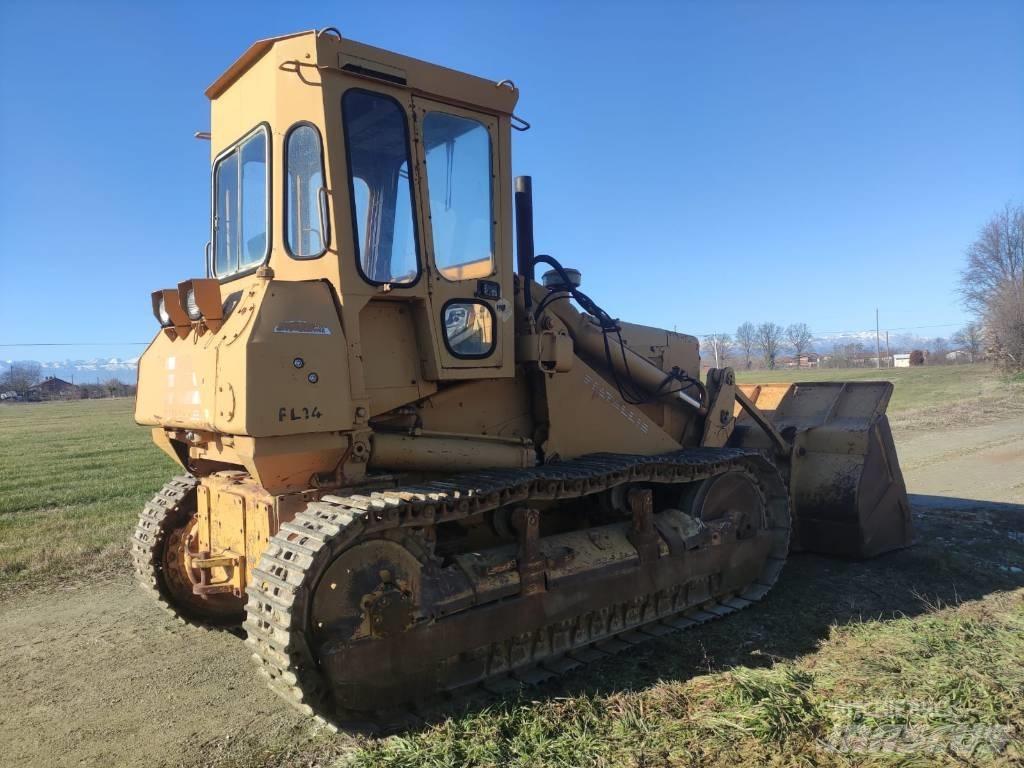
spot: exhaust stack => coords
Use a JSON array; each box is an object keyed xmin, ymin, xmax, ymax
[{"xmin": 514, "ymin": 175, "xmax": 535, "ymax": 291}]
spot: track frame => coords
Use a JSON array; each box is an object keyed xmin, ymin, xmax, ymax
[{"xmin": 244, "ymin": 448, "xmax": 791, "ymax": 725}]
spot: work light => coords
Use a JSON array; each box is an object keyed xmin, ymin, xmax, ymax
[
  {"xmin": 184, "ymin": 287, "xmax": 201, "ymax": 321},
  {"xmin": 177, "ymin": 278, "xmax": 225, "ymax": 332},
  {"xmin": 150, "ymin": 289, "xmax": 191, "ymax": 339},
  {"xmin": 156, "ymin": 296, "xmax": 172, "ymax": 327}
]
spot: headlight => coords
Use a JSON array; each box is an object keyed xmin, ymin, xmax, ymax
[
  {"xmin": 177, "ymin": 278, "xmax": 224, "ymax": 332},
  {"xmin": 151, "ymin": 288, "xmax": 190, "ymax": 338},
  {"xmin": 184, "ymin": 287, "xmax": 201, "ymax": 320},
  {"xmin": 156, "ymin": 296, "xmax": 172, "ymax": 327}
]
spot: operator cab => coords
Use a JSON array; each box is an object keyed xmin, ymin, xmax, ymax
[
  {"xmin": 204, "ymin": 30, "xmax": 519, "ymax": 396},
  {"xmin": 137, "ymin": 29, "xmax": 523, "ymax": 482}
]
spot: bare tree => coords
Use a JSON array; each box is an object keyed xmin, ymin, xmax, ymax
[
  {"xmin": 756, "ymin": 322, "xmax": 784, "ymax": 369},
  {"xmin": 831, "ymin": 341, "xmax": 867, "ymax": 368},
  {"xmin": 987, "ymin": 281, "xmax": 1024, "ymax": 371},
  {"xmin": 785, "ymin": 323, "xmax": 814, "ymax": 366},
  {"xmin": 735, "ymin": 322, "xmax": 756, "ymax": 369},
  {"xmin": 959, "ymin": 204, "xmax": 1024, "ymax": 314},
  {"xmin": 952, "ymin": 322, "xmax": 984, "ymax": 363},
  {"xmin": 958, "ymin": 204, "xmax": 1024, "ymax": 372},
  {"xmin": 0, "ymin": 362, "xmax": 41, "ymax": 395},
  {"xmin": 702, "ymin": 333, "xmax": 732, "ymax": 368},
  {"xmin": 928, "ymin": 337, "xmax": 951, "ymax": 365}
]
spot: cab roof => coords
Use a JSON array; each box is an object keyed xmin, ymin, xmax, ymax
[{"xmin": 205, "ymin": 29, "xmax": 519, "ymax": 115}]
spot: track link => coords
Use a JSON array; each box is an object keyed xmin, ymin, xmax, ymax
[
  {"xmin": 131, "ymin": 476, "xmax": 201, "ymax": 623},
  {"xmin": 131, "ymin": 474, "xmax": 243, "ymax": 629},
  {"xmin": 244, "ymin": 449, "xmax": 791, "ymax": 726}
]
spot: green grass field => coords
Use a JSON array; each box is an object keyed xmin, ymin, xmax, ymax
[
  {"xmin": 0, "ymin": 398, "xmax": 175, "ymax": 585},
  {"xmin": 735, "ymin": 362, "xmax": 1012, "ymax": 414}
]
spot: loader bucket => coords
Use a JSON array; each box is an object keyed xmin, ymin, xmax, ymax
[{"xmin": 734, "ymin": 381, "xmax": 912, "ymax": 558}]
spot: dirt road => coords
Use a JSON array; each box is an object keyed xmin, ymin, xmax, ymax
[
  {"xmin": 896, "ymin": 417, "xmax": 1024, "ymax": 503},
  {"xmin": 2, "ymin": 417, "xmax": 1022, "ymax": 768}
]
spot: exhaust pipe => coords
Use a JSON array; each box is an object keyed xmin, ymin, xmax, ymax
[{"xmin": 514, "ymin": 176, "xmax": 535, "ymax": 309}]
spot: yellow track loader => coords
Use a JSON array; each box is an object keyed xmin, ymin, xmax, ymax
[{"xmin": 132, "ymin": 28, "xmax": 912, "ymax": 723}]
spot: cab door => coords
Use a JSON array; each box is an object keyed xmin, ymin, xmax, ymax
[{"xmin": 411, "ymin": 96, "xmax": 513, "ymax": 379}]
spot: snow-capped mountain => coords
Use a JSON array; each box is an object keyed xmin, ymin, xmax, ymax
[
  {"xmin": 1, "ymin": 357, "xmax": 139, "ymax": 384},
  {"xmin": 812, "ymin": 332, "xmax": 943, "ymax": 353}
]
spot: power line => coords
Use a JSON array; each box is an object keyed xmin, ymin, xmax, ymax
[{"xmin": 691, "ymin": 321, "xmax": 965, "ymax": 337}]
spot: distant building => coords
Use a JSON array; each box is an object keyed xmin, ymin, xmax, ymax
[
  {"xmin": 27, "ymin": 376, "xmax": 81, "ymax": 401},
  {"xmin": 946, "ymin": 350, "xmax": 970, "ymax": 362},
  {"xmin": 781, "ymin": 353, "xmax": 820, "ymax": 368},
  {"xmin": 893, "ymin": 353, "xmax": 911, "ymax": 368}
]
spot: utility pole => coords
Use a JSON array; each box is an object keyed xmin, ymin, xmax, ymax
[
  {"xmin": 885, "ymin": 331, "xmax": 890, "ymax": 369},
  {"xmin": 875, "ymin": 308, "xmax": 881, "ymax": 369}
]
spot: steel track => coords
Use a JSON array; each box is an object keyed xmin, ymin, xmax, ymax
[
  {"xmin": 131, "ymin": 476, "xmax": 203, "ymax": 624},
  {"xmin": 131, "ymin": 474, "xmax": 245, "ymax": 630},
  {"xmin": 243, "ymin": 448, "xmax": 791, "ymax": 728}
]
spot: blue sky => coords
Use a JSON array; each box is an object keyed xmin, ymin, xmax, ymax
[{"xmin": 1, "ymin": 1, "xmax": 1021, "ymax": 363}]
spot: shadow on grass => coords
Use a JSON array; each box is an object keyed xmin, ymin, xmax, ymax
[{"xmin": 342, "ymin": 493, "xmax": 1024, "ymax": 734}]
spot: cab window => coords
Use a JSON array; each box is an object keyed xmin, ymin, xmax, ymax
[
  {"xmin": 285, "ymin": 124, "xmax": 327, "ymax": 259},
  {"xmin": 213, "ymin": 125, "xmax": 269, "ymax": 278},
  {"xmin": 422, "ymin": 112, "xmax": 494, "ymax": 281},
  {"xmin": 342, "ymin": 90, "xmax": 419, "ymax": 285}
]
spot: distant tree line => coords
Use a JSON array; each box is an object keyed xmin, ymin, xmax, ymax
[
  {"xmin": 703, "ymin": 322, "xmax": 987, "ymax": 371},
  {"xmin": 78, "ymin": 380, "xmax": 137, "ymax": 399},
  {"xmin": 705, "ymin": 322, "xmax": 814, "ymax": 370},
  {"xmin": 959, "ymin": 203, "xmax": 1024, "ymax": 372}
]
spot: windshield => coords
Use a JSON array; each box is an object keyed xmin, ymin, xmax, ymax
[
  {"xmin": 213, "ymin": 126, "xmax": 269, "ymax": 278},
  {"xmin": 423, "ymin": 112, "xmax": 493, "ymax": 281},
  {"xmin": 342, "ymin": 89, "xmax": 419, "ymax": 285}
]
